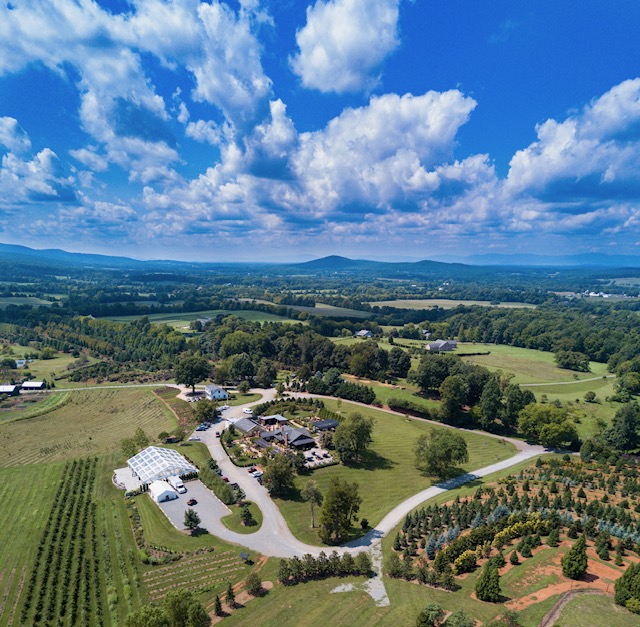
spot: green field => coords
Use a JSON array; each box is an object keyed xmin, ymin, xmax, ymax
[
  {"xmin": 240, "ymin": 299, "xmax": 371, "ymax": 319},
  {"xmin": 0, "ymin": 388, "xmax": 176, "ymax": 467},
  {"xmin": 274, "ymin": 400, "xmax": 516, "ymax": 545},
  {"xmin": 0, "ymin": 296, "xmax": 54, "ymax": 308},
  {"xmin": 0, "ymin": 391, "xmax": 70, "ymax": 424},
  {"xmin": 459, "ymin": 342, "xmax": 609, "ymax": 384},
  {"xmin": 368, "ymin": 298, "xmax": 536, "ymax": 309},
  {"xmin": 101, "ymin": 309, "xmax": 297, "ymax": 325},
  {"xmin": 554, "ymin": 592, "xmax": 640, "ymax": 627}
]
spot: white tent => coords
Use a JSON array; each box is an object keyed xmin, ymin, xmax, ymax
[
  {"xmin": 149, "ymin": 480, "xmax": 177, "ymax": 503},
  {"xmin": 127, "ymin": 446, "xmax": 197, "ymax": 484}
]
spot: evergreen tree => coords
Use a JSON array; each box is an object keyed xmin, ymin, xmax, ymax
[
  {"xmin": 479, "ymin": 375, "xmax": 502, "ymax": 430},
  {"xmin": 416, "ymin": 603, "xmax": 445, "ymax": 627},
  {"xmin": 225, "ymin": 580, "xmax": 236, "ymax": 608},
  {"xmin": 213, "ymin": 595, "xmax": 222, "ymax": 617},
  {"xmin": 561, "ymin": 535, "xmax": 588, "ymax": 579},
  {"xmin": 547, "ymin": 528, "xmax": 560, "ymax": 547},
  {"xmin": 475, "ymin": 562, "xmax": 501, "ymax": 602},
  {"xmin": 509, "ymin": 550, "xmax": 520, "ymax": 566}
]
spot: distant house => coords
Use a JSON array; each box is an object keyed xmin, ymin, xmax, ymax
[
  {"xmin": 421, "ymin": 330, "xmax": 431, "ymax": 339},
  {"xmin": 234, "ymin": 418, "xmax": 261, "ymax": 436},
  {"xmin": 21, "ymin": 381, "xmax": 45, "ymax": 390},
  {"xmin": 205, "ymin": 384, "xmax": 229, "ymax": 400},
  {"xmin": 354, "ymin": 329, "xmax": 372, "ymax": 338},
  {"xmin": 0, "ymin": 384, "xmax": 20, "ymax": 396},
  {"xmin": 313, "ymin": 419, "xmax": 339, "ymax": 431},
  {"xmin": 427, "ymin": 340, "xmax": 458, "ymax": 352}
]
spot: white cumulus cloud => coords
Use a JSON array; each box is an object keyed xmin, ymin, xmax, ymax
[{"xmin": 291, "ymin": 0, "xmax": 401, "ymax": 94}]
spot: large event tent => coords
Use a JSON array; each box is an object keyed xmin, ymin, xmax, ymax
[{"xmin": 127, "ymin": 446, "xmax": 197, "ymax": 484}]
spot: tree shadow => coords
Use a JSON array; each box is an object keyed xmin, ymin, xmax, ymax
[
  {"xmin": 355, "ymin": 449, "xmax": 395, "ymax": 471},
  {"xmin": 191, "ymin": 527, "xmax": 209, "ymax": 537}
]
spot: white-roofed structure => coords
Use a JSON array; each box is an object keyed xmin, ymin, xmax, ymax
[
  {"xmin": 127, "ymin": 446, "xmax": 197, "ymax": 484},
  {"xmin": 148, "ymin": 480, "xmax": 177, "ymax": 503}
]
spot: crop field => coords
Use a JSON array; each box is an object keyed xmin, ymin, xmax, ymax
[
  {"xmin": 102, "ymin": 309, "xmax": 296, "ymax": 325},
  {"xmin": 0, "ymin": 389, "xmax": 176, "ymax": 467},
  {"xmin": 368, "ymin": 298, "xmax": 536, "ymax": 309},
  {"xmin": 0, "ymin": 391, "xmax": 70, "ymax": 425},
  {"xmin": 275, "ymin": 399, "xmax": 516, "ymax": 545},
  {"xmin": 0, "ymin": 296, "xmax": 54, "ymax": 309},
  {"xmin": 458, "ymin": 342, "xmax": 609, "ymax": 384}
]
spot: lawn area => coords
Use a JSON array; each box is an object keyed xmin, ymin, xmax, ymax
[
  {"xmin": 229, "ymin": 392, "xmax": 262, "ymax": 406},
  {"xmin": 221, "ymin": 501, "xmax": 263, "ymax": 534},
  {"xmin": 554, "ymin": 592, "xmax": 639, "ymax": 626},
  {"xmin": 274, "ymin": 400, "xmax": 516, "ymax": 545},
  {"xmin": 368, "ymin": 298, "xmax": 536, "ymax": 309},
  {"xmin": 0, "ymin": 388, "xmax": 176, "ymax": 467},
  {"xmin": 459, "ymin": 342, "xmax": 609, "ymax": 384},
  {"xmin": 101, "ymin": 309, "xmax": 296, "ymax": 325},
  {"xmin": 165, "ymin": 441, "xmax": 213, "ymax": 469}
]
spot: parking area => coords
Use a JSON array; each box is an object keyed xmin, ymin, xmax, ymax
[
  {"xmin": 155, "ymin": 479, "xmax": 230, "ymax": 531},
  {"xmin": 303, "ymin": 446, "xmax": 334, "ymax": 469}
]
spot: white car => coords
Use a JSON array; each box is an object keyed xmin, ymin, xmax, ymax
[
  {"xmin": 251, "ymin": 470, "xmax": 263, "ymax": 478},
  {"xmin": 242, "ymin": 408, "xmax": 253, "ymax": 414},
  {"xmin": 188, "ymin": 436, "xmax": 201, "ymax": 441},
  {"xmin": 219, "ymin": 405, "xmax": 230, "ymax": 411}
]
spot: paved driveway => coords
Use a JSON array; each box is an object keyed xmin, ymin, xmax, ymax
[{"xmin": 156, "ymin": 479, "xmax": 231, "ymax": 531}]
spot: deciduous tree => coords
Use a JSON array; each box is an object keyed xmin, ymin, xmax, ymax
[
  {"xmin": 319, "ymin": 477, "xmax": 362, "ymax": 544},
  {"xmin": 174, "ymin": 355, "xmax": 211, "ymax": 394},
  {"xmin": 414, "ymin": 429, "xmax": 468, "ymax": 477}
]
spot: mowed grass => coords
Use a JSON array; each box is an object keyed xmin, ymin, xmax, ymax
[
  {"xmin": 459, "ymin": 342, "xmax": 609, "ymax": 384},
  {"xmin": 555, "ymin": 592, "xmax": 639, "ymax": 627},
  {"xmin": 221, "ymin": 501, "xmax": 263, "ymax": 534},
  {"xmin": 275, "ymin": 400, "xmax": 516, "ymax": 545},
  {"xmin": 0, "ymin": 391, "xmax": 70, "ymax": 424},
  {"xmin": 101, "ymin": 309, "xmax": 296, "ymax": 325},
  {"xmin": 368, "ymin": 298, "xmax": 536, "ymax": 309},
  {"xmin": 0, "ymin": 388, "xmax": 176, "ymax": 467},
  {"xmin": 0, "ymin": 463, "xmax": 65, "ymax": 627}
]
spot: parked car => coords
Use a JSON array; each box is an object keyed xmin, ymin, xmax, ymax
[
  {"xmin": 187, "ymin": 499, "xmax": 197, "ymax": 506},
  {"xmin": 222, "ymin": 477, "xmax": 229, "ymax": 482},
  {"xmin": 220, "ymin": 405, "xmax": 230, "ymax": 411},
  {"xmin": 251, "ymin": 470, "xmax": 263, "ymax": 478},
  {"xmin": 247, "ymin": 466, "xmax": 256, "ymax": 473},
  {"xmin": 242, "ymin": 408, "xmax": 253, "ymax": 414},
  {"xmin": 215, "ymin": 431, "xmax": 221, "ymax": 437},
  {"xmin": 188, "ymin": 436, "xmax": 201, "ymax": 441}
]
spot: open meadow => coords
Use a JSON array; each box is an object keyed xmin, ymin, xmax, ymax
[
  {"xmin": 274, "ymin": 399, "xmax": 516, "ymax": 545},
  {"xmin": 368, "ymin": 298, "xmax": 536, "ymax": 309},
  {"xmin": 101, "ymin": 309, "xmax": 298, "ymax": 326}
]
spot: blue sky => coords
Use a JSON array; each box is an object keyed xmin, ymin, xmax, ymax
[{"xmin": 1, "ymin": 0, "xmax": 640, "ymax": 262}]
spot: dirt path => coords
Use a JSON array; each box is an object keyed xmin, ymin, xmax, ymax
[
  {"xmin": 521, "ymin": 374, "xmax": 616, "ymax": 387},
  {"xmin": 538, "ymin": 588, "xmax": 608, "ymax": 627}
]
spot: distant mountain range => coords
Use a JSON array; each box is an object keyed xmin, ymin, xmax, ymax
[
  {"xmin": 433, "ymin": 252, "xmax": 640, "ymax": 268},
  {"xmin": 2, "ymin": 243, "xmax": 640, "ymax": 274}
]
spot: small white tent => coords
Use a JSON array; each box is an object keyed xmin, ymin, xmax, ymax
[{"xmin": 149, "ymin": 481, "xmax": 177, "ymax": 503}]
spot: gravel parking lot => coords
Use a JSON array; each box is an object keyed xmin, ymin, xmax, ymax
[{"xmin": 156, "ymin": 479, "xmax": 231, "ymax": 531}]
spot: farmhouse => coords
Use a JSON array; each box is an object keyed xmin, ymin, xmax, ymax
[
  {"xmin": 273, "ymin": 425, "xmax": 315, "ymax": 449},
  {"xmin": 21, "ymin": 381, "xmax": 45, "ymax": 390},
  {"xmin": 127, "ymin": 446, "xmax": 197, "ymax": 484},
  {"xmin": 354, "ymin": 329, "xmax": 372, "ymax": 338},
  {"xmin": 0, "ymin": 384, "xmax": 20, "ymax": 396},
  {"xmin": 205, "ymin": 384, "xmax": 229, "ymax": 400},
  {"xmin": 148, "ymin": 480, "xmax": 178, "ymax": 503},
  {"xmin": 427, "ymin": 339, "xmax": 458, "ymax": 352}
]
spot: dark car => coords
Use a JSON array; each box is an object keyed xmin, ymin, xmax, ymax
[{"xmin": 187, "ymin": 498, "xmax": 197, "ymax": 506}]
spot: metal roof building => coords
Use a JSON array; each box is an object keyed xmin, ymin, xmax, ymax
[{"xmin": 127, "ymin": 446, "xmax": 197, "ymax": 484}]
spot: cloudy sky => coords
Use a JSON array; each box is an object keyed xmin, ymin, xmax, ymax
[{"xmin": 1, "ymin": 0, "xmax": 640, "ymax": 261}]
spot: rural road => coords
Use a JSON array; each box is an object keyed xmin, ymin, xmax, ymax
[
  {"xmin": 194, "ymin": 388, "xmax": 546, "ymax": 559},
  {"xmin": 521, "ymin": 374, "xmax": 615, "ymax": 387}
]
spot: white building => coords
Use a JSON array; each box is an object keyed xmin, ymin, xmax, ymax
[
  {"xmin": 149, "ymin": 480, "xmax": 177, "ymax": 503},
  {"xmin": 127, "ymin": 446, "xmax": 197, "ymax": 484},
  {"xmin": 205, "ymin": 384, "xmax": 229, "ymax": 400}
]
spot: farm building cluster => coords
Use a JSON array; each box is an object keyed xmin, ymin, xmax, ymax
[{"xmin": 0, "ymin": 381, "xmax": 47, "ymax": 396}]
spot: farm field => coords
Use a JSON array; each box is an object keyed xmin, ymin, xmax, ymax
[
  {"xmin": 239, "ymin": 299, "xmax": 371, "ymax": 319},
  {"xmin": 368, "ymin": 298, "xmax": 536, "ymax": 309},
  {"xmin": 274, "ymin": 399, "xmax": 516, "ymax": 545},
  {"xmin": 0, "ymin": 296, "xmax": 54, "ymax": 308},
  {"xmin": 0, "ymin": 391, "xmax": 70, "ymax": 425},
  {"xmin": 101, "ymin": 309, "xmax": 297, "ymax": 325},
  {"xmin": 458, "ymin": 342, "xmax": 609, "ymax": 384},
  {"xmin": 0, "ymin": 388, "xmax": 176, "ymax": 467}
]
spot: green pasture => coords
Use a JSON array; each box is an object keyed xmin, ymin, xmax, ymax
[
  {"xmin": 274, "ymin": 399, "xmax": 516, "ymax": 545},
  {"xmin": 343, "ymin": 376, "xmax": 439, "ymax": 414},
  {"xmin": 0, "ymin": 388, "xmax": 176, "ymax": 467},
  {"xmin": 242, "ymin": 299, "xmax": 370, "ymax": 319},
  {"xmin": 459, "ymin": 342, "xmax": 609, "ymax": 384},
  {"xmin": 368, "ymin": 298, "xmax": 536, "ymax": 309},
  {"xmin": 555, "ymin": 592, "xmax": 639, "ymax": 627},
  {"xmin": 0, "ymin": 391, "xmax": 70, "ymax": 425},
  {"xmin": 0, "ymin": 296, "xmax": 53, "ymax": 308},
  {"xmin": 100, "ymin": 309, "xmax": 296, "ymax": 325}
]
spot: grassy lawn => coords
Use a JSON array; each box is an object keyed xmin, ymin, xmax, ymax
[
  {"xmin": 368, "ymin": 298, "xmax": 536, "ymax": 309},
  {"xmin": 165, "ymin": 441, "xmax": 213, "ymax": 469},
  {"xmin": 229, "ymin": 392, "xmax": 262, "ymax": 406},
  {"xmin": 100, "ymin": 309, "xmax": 296, "ymax": 325},
  {"xmin": 274, "ymin": 400, "xmax": 516, "ymax": 545},
  {"xmin": 221, "ymin": 501, "xmax": 263, "ymax": 534},
  {"xmin": 0, "ymin": 388, "xmax": 176, "ymax": 467},
  {"xmin": 554, "ymin": 592, "xmax": 639, "ymax": 626},
  {"xmin": 459, "ymin": 342, "xmax": 609, "ymax": 384}
]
